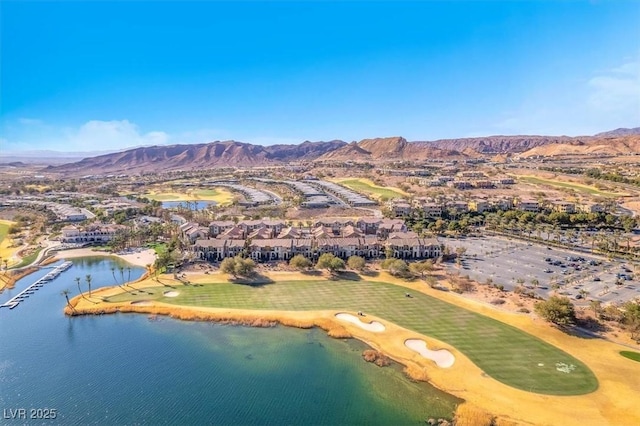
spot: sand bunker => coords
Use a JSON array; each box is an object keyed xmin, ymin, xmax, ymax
[
  {"xmin": 405, "ymin": 339, "xmax": 455, "ymax": 368},
  {"xmin": 163, "ymin": 291, "xmax": 180, "ymax": 297},
  {"xmin": 130, "ymin": 300, "xmax": 153, "ymax": 306},
  {"xmin": 335, "ymin": 313, "xmax": 386, "ymax": 332}
]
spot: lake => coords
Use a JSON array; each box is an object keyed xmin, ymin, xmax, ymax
[
  {"xmin": 161, "ymin": 201, "xmax": 216, "ymax": 210},
  {"xmin": 0, "ymin": 257, "xmax": 460, "ymax": 424}
]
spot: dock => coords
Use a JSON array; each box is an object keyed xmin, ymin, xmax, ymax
[{"xmin": 1, "ymin": 261, "xmax": 73, "ymax": 309}]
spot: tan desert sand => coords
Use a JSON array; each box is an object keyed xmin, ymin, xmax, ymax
[
  {"xmin": 54, "ymin": 248, "xmax": 156, "ymax": 268},
  {"xmin": 405, "ymin": 338, "xmax": 455, "ymax": 368},
  {"xmin": 335, "ymin": 313, "xmax": 386, "ymax": 332}
]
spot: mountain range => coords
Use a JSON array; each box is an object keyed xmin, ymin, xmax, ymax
[{"xmin": 41, "ymin": 127, "xmax": 640, "ymax": 175}]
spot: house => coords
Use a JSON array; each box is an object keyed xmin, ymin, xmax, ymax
[
  {"xmin": 217, "ymin": 225, "xmax": 245, "ymax": 240},
  {"xmin": 388, "ymin": 231, "xmax": 419, "ymax": 240},
  {"xmin": 447, "ymin": 180, "xmax": 472, "ymax": 189},
  {"xmin": 376, "ymin": 219, "xmax": 407, "ymax": 239},
  {"xmin": 459, "ymin": 171, "xmax": 487, "ymax": 179},
  {"xmin": 194, "ymin": 239, "xmax": 227, "ymax": 261},
  {"xmin": 493, "ymin": 178, "xmax": 515, "ymax": 185},
  {"xmin": 277, "ymin": 227, "xmax": 302, "ymax": 239},
  {"xmin": 238, "ymin": 220, "xmax": 285, "ymax": 234},
  {"xmin": 61, "ymin": 224, "xmax": 124, "ymax": 243},
  {"xmin": 447, "ymin": 201, "xmax": 469, "ymax": 214},
  {"xmin": 247, "ymin": 227, "xmax": 274, "ymax": 239},
  {"xmin": 390, "ymin": 202, "xmax": 412, "ymax": 217},
  {"xmin": 180, "ymin": 222, "xmax": 209, "ymax": 244},
  {"xmin": 292, "ymin": 239, "xmax": 314, "ymax": 258},
  {"xmin": 516, "ymin": 199, "xmax": 540, "ymax": 213},
  {"xmin": 468, "ymin": 200, "xmax": 490, "ymax": 213},
  {"xmin": 422, "ymin": 202, "xmax": 443, "ymax": 218},
  {"xmin": 249, "ymin": 239, "xmax": 293, "ymax": 261},
  {"xmin": 342, "ymin": 225, "xmax": 363, "ymax": 238},
  {"xmin": 356, "ymin": 217, "xmax": 383, "ymax": 234},
  {"xmin": 552, "ymin": 201, "xmax": 576, "ymax": 214},
  {"xmin": 209, "ymin": 220, "xmax": 235, "ymax": 237},
  {"xmin": 312, "ymin": 226, "xmax": 335, "ymax": 239},
  {"xmin": 385, "ymin": 237, "xmax": 441, "ymax": 259},
  {"xmin": 225, "ymin": 239, "xmax": 245, "ymax": 257},
  {"xmin": 473, "ymin": 180, "xmax": 494, "ymax": 189},
  {"xmin": 493, "ymin": 198, "xmax": 514, "ymax": 211},
  {"xmin": 314, "ymin": 218, "xmax": 355, "ymax": 233}
]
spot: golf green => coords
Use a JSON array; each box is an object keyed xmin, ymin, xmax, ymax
[
  {"xmin": 108, "ymin": 279, "xmax": 598, "ymax": 395},
  {"xmin": 620, "ymin": 351, "xmax": 640, "ymax": 363}
]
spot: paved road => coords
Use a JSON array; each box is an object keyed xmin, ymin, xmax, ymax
[{"xmin": 443, "ymin": 235, "xmax": 639, "ymax": 306}]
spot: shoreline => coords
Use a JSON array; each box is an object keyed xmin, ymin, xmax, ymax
[
  {"xmin": 64, "ymin": 271, "xmax": 640, "ymax": 426},
  {"xmin": 53, "ymin": 248, "xmax": 157, "ymax": 268}
]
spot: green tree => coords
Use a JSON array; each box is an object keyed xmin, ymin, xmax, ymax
[
  {"xmin": 289, "ymin": 254, "xmax": 312, "ymax": 270},
  {"xmin": 383, "ymin": 259, "xmax": 411, "ymax": 278},
  {"xmin": 534, "ymin": 296, "xmax": 576, "ymax": 326},
  {"xmin": 235, "ymin": 257, "xmax": 256, "ymax": 277},
  {"xmin": 622, "ymin": 302, "xmax": 640, "ymax": 341},
  {"xmin": 589, "ymin": 300, "xmax": 602, "ymax": 319},
  {"xmin": 347, "ymin": 255, "xmax": 366, "ymax": 271},
  {"xmin": 220, "ymin": 256, "xmax": 256, "ymax": 278},
  {"xmin": 316, "ymin": 253, "xmax": 345, "ymax": 273},
  {"xmin": 220, "ymin": 257, "xmax": 238, "ymax": 277},
  {"xmin": 409, "ymin": 260, "xmax": 433, "ymax": 278}
]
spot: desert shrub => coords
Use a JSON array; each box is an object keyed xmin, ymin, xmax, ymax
[
  {"xmin": 518, "ymin": 307, "xmax": 531, "ymax": 313},
  {"xmin": 490, "ymin": 298, "xmax": 506, "ymax": 305},
  {"xmin": 362, "ymin": 350, "xmax": 390, "ymax": 367}
]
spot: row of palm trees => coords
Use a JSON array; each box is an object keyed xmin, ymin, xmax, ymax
[
  {"xmin": 61, "ymin": 265, "xmax": 138, "ymax": 311},
  {"xmin": 485, "ymin": 217, "xmax": 637, "ymax": 259}
]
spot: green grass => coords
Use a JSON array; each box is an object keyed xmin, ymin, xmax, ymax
[
  {"xmin": 109, "ymin": 278, "xmax": 598, "ymax": 395},
  {"xmin": 518, "ymin": 176, "xmax": 624, "ymax": 197},
  {"xmin": 146, "ymin": 242, "xmax": 168, "ymax": 256},
  {"xmin": 620, "ymin": 351, "xmax": 640, "ymax": 362},
  {"xmin": 144, "ymin": 192, "xmax": 185, "ymax": 201},
  {"xmin": 10, "ymin": 247, "xmax": 43, "ymax": 269},
  {"xmin": 0, "ymin": 222, "xmax": 9, "ymax": 245},
  {"xmin": 338, "ymin": 179, "xmax": 407, "ymax": 199}
]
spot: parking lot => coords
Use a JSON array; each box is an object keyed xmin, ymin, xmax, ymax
[{"xmin": 443, "ymin": 236, "xmax": 639, "ymax": 306}]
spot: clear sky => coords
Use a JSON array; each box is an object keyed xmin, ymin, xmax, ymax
[{"xmin": 1, "ymin": 1, "xmax": 639, "ymax": 152}]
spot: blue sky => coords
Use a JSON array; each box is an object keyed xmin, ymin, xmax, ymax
[{"xmin": 1, "ymin": 1, "xmax": 639, "ymax": 152}]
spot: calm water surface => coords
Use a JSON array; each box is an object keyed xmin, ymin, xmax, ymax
[
  {"xmin": 0, "ymin": 257, "xmax": 459, "ymax": 425},
  {"xmin": 161, "ymin": 201, "xmax": 216, "ymax": 210}
]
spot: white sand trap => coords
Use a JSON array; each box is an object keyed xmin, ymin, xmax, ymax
[
  {"xmin": 405, "ymin": 339, "xmax": 455, "ymax": 368},
  {"xmin": 131, "ymin": 300, "xmax": 153, "ymax": 306},
  {"xmin": 163, "ymin": 291, "xmax": 180, "ymax": 297},
  {"xmin": 335, "ymin": 313, "xmax": 386, "ymax": 332}
]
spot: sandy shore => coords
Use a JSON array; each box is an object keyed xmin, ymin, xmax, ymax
[
  {"xmin": 53, "ymin": 248, "xmax": 157, "ymax": 268},
  {"xmin": 65, "ymin": 270, "xmax": 640, "ymax": 426}
]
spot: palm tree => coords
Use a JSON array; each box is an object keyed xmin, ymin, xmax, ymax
[
  {"xmin": 74, "ymin": 277, "xmax": 82, "ymax": 297},
  {"xmin": 61, "ymin": 289, "xmax": 75, "ymax": 313},
  {"xmin": 111, "ymin": 266, "xmax": 118, "ymax": 284},
  {"xmin": 85, "ymin": 274, "xmax": 92, "ymax": 298},
  {"xmin": 119, "ymin": 266, "xmax": 125, "ymax": 285}
]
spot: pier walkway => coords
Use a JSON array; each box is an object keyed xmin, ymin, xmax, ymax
[{"xmin": 1, "ymin": 261, "xmax": 73, "ymax": 310}]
